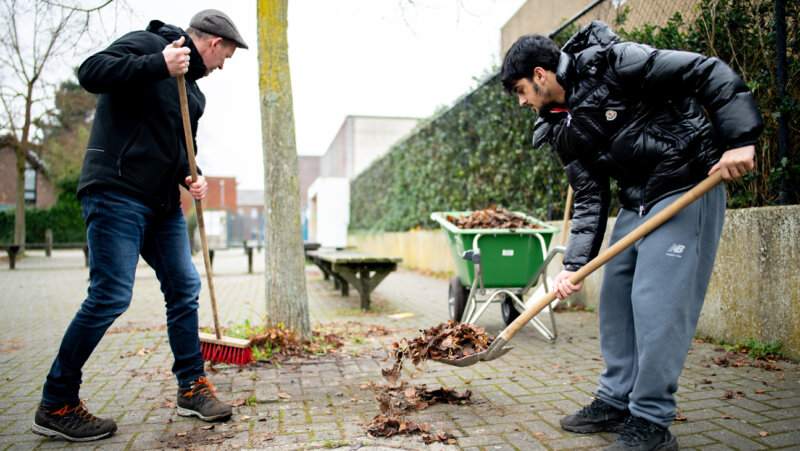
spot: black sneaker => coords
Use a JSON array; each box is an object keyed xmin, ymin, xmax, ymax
[
  {"xmin": 177, "ymin": 376, "xmax": 232, "ymax": 421},
  {"xmin": 560, "ymin": 398, "xmax": 630, "ymax": 433},
  {"xmin": 605, "ymin": 415, "xmax": 678, "ymax": 450},
  {"xmin": 31, "ymin": 402, "xmax": 117, "ymax": 442}
]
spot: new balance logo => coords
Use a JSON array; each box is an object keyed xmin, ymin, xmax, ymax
[{"xmin": 666, "ymin": 243, "xmax": 685, "ymax": 258}]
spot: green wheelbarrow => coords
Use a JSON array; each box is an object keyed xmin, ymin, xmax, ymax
[{"xmin": 430, "ymin": 211, "xmax": 563, "ymax": 342}]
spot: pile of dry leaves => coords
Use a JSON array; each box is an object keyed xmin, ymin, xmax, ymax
[
  {"xmin": 365, "ymin": 321, "xmax": 490, "ymax": 445},
  {"xmin": 369, "ymin": 381, "xmax": 473, "ymax": 414},
  {"xmin": 364, "ymin": 381, "xmax": 471, "ymax": 444},
  {"xmin": 244, "ymin": 321, "xmax": 392, "ymax": 361},
  {"xmin": 382, "ymin": 321, "xmax": 492, "ymax": 383},
  {"xmin": 447, "ymin": 206, "xmax": 542, "ymax": 230},
  {"xmin": 366, "ymin": 415, "xmax": 457, "ymax": 444}
]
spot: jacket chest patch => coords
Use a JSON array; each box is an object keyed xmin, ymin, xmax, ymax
[{"xmin": 605, "ymin": 110, "xmax": 618, "ymax": 121}]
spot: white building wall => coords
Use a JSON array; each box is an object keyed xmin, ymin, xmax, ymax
[
  {"xmin": 351, "ymin": 117, "xmax": 418, "ymax": 179},
  {"xmin": 306, "ymin": 177, "xmax": 350, "ymax": 247}
]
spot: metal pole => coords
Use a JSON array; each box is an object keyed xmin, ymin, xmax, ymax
[{"xmin": 775, "ymin": 0, "xmax": 788, "ymax": 205}]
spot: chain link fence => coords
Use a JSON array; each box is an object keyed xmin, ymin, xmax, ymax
[{"xmin": 547, "ymin": 0, "xmax": 699, "ymax": 40}]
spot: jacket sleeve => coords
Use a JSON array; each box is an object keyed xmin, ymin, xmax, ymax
[
  {"xmin": 78, "ymin": 32, "xmax": 171, "ymax": 93},
  {"xmin": 535, "ymin": 112, "xmax": 610, "ymax": 271},
  {"xmin": 561, "ymin": 158, "xmax": 610, "ymax": 271},
  {"xmin": 609, "ymin": 43, "xmax": 763, "ymax": 149}
]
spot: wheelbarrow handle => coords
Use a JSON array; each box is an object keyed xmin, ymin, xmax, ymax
[{"xmin": 498, "ymin": 172, "xmax": 725, "ymax": 342}]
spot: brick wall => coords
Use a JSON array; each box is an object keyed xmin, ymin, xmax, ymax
[{"xmin": 0, "ymin": 146, "xmax": 56, "ymax": 209}]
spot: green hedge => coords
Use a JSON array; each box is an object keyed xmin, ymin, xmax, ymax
[
  {"xmin": 0, "ymin": 176, "xmax": 85, "ymax": 243},
  {"xmin": 350, "ymin": 72, "xmax": 580, "ymax": 232},
  {"xmin": 350, "ymin": 0, "xmax": 797, "ymax": 233}
]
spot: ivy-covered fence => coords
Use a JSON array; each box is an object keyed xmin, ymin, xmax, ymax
[
  {"xmin": 349, "ymin": 73, "xmax": 568, "ymax": 232},
  {"xmin": 350, "ymin": 0, "xmax": 798, "ymax": 233}
]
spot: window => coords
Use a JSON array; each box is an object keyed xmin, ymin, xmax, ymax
[{"xmin": 24, "ymin": 165, "xmax": 36, "ymax": 205}]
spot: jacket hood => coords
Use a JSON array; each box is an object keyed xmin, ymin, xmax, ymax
[
  {"xmin": 561, "ymin": 21, "xmax": 619, "ymax": 54},
  {"xmin": 146, "ymin": 20, "xmax": 207, "ymax": 81}
]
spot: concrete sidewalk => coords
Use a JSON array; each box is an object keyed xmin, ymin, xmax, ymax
[{"xmin": 0, "ymin": 248, "xmax": 798, "ymax": 450}]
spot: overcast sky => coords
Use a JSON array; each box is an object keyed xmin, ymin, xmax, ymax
[{"xmin": 98, "ymin": 0, "xmax": 527, "ymax": 190}]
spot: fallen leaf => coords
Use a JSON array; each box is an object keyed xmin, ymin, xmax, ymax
[
  {"xmin": 276, "ymin": 392, "xmax": 291, "ymax": 399},
  {"xmin": 240, "ymin": 415, "xmax": 250, "ymax": 421},
  {"xmin": 201, "ymin": 425, "xmax": 214, "ymax": 430},
  {"xmin": 720, "ymin": 414, "xmax": 734, "ymax": 419},
  {"xmin": 176, "ymin": 432, "xmax": 187, "ymax": 437},
  {"xmin": 754, "ymin": 389, "xmax": 767, "ymax": 394},
  {"xmin": 675, "ymin": 413, "xmax": 688, "ymax": 421},
  {"xmin": 759, "ymin": 431, "xmax": 769, "ymax": 437},
  {"xmin": 388, "ymin": 312, "xmax": 415, "ymax": 319}
]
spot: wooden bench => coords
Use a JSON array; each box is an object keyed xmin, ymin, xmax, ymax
[
  {"xmin": 306, "ymin": 250, "xmax": 402, "ymax": 310},
  {"xmin": 1, "ymin": 242, "xmax": 89, "ymax": 269}
]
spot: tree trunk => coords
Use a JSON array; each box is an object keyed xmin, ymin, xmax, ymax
[
  {"xmin": 14, "ymin": 145, "xmax": 26, "ymax": 249},
  {"xmin": 257, "ymin": 0, "xmax": 311, "ymax": 338}
]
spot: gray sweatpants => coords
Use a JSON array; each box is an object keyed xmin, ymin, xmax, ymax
[{"xmin": 595, "ymin": 184, "xmax": 726, "ymax": 428}]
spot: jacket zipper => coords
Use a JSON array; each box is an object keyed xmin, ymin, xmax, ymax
[{"xmin": 639, "ymin": 205, "xmax": 644, "ymax": 217}]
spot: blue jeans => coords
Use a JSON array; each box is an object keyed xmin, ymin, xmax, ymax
[{"xmin": 42, "ymin": 189, "xmax": 205, "ymax": 405}]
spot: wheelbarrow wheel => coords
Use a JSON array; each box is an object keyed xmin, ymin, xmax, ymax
[
  {"xmin": 500, "ymin": 293, "xmax": 522, "ymax": 326},
  {"xmin": 449, "ymin": 276, "xmax": 468, "ymax": 322}
]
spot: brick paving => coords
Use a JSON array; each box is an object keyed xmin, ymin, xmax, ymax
[{"xmin": 0, "ymin": 248, "xmax": 798, "ymax": 450}]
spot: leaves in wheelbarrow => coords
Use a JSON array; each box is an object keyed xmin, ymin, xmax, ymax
[
  {"xmin": 382, "ymin": 321, "xmax": 493, "ymax": 382},
  {"xmin": 446, "ymin": 205, "xmax": 542, "ymax": 230}
]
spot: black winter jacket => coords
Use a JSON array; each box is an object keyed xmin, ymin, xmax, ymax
[
  {"xmin": 533, "ymin": 22, "xmax": 763, "ymax": 271},
  {"xmin": 77, "ymin": 21, "xmax": 207, "ymax": 211}
]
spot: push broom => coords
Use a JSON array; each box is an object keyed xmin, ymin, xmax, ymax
[{"xmin": 175, "ymin": 49, "xmax": 253, "ymax": 365}]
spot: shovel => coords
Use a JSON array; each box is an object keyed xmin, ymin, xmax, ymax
[{"xmin": 437, "ymin": 172, "xmax": 724, "ymax": 367}]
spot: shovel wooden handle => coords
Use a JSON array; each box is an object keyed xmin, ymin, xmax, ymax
[
  {"xmin": 498, "ymin": 172, "xmax": 724, "ymax": 342},
  {"xmin": 559, "ymin": 185, "xmax": 573, "ymax": 262},
  {"xmin": 176, "ymin": 70, "xmax": 222, "ymax": 340}
]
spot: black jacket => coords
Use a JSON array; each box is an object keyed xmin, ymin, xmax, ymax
[
  {"xmin": 77, "ymin": 21, "xmax": 207, "ymax": 211},
  {"xmin": 534, "ymin": 21, "xmax": 763, "ymax": 270}
]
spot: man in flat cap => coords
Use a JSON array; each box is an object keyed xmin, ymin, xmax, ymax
[{"xmin": 32, "ymin": 10, "xmax": 247, "ymax": 442}]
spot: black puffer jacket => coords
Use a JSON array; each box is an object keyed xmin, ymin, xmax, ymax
[
  {"xmin": 77, "ymin": 21, "xmax": 207, "ymax": 211},
  {"xmin": 534, "ymin": 21, "xmax": 763, "ymax": 270}
]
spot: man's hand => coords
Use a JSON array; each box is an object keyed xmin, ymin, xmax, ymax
[
  {"xmin": 163, "ymin": 36, "xmax": 191, "ymax": 77},
  {"xmin": 186, "ymin": 175, "xmax": 207, "ymax": 200},
  {"xmin": 554, "ymin": 269, "xmax": 583, "ymax": 300},
  {"xmin": 709, "ymin": 145, "xmax": 755, "ymax": 180}
]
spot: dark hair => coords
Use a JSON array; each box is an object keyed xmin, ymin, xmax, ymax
[{"xmin": 501, "ymin": 34, "xmax": 560, "ymax": 93}]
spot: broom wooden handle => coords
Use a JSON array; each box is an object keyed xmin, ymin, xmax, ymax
[
  {"xmin": 499, "ymin": 172, "xmax": 724, "ymax": 341},
  {"xmin": 176, "ymin": 70, "xmax": 222, "ymax": 340}
]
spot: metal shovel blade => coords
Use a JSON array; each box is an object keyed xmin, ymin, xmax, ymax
[{"xmin": 435, "ymin": 337, "xmax": 513, "ymax": 367}]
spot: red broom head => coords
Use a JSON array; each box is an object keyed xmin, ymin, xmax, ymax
[{"xmin": 201, "ymin": 342, "xmax": 254, "ymax": 365}]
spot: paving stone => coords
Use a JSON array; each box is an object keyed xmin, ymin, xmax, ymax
[
  {"xmin": 676, "ymin": 432, "xmax": 717, "ymax": 448},
  {"xmin": 702, "ymin": 428, "xmax": 769, "ymax": 450},
  {"xmin": 546, "ymin": 434, "xmax": 610, "ymax": 450}
]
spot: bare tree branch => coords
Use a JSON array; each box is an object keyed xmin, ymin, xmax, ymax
[
  {"xmin": 39, "ymin": 0, "xmax": 114, "ymax": 14},
  {"xmin": 0, "ymin": 0, "xmax": 120, "ymax": 246}
]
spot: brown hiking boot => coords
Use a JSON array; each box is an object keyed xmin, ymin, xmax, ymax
[
  {"xmin": 177, "ymin": 376, "xmax": 232, "ymax": 421},
  {"xmin": 31, "ymin": 401, "xmax": 117, "ymax": 442}
]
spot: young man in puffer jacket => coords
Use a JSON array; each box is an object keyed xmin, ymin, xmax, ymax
[
  {"xmin": 501, "ymin": 21, "xmax": 763, "ymax": 450},
  {"xmin": 32, "ymin": 10, "xmax": 248, "ymax": 442}
]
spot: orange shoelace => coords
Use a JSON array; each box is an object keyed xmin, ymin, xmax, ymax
[
  {"xmin": 181, "ymin": 376, "xmax": 217, "ymax": 399},
  {"xmin": 51, "ymin": 402, "xmax": 101, "ymax": 423}
]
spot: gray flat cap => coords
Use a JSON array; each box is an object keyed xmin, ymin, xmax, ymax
[{"xmin": 190, "ymin": 9, "xmax": 248, "ymax": 49}]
